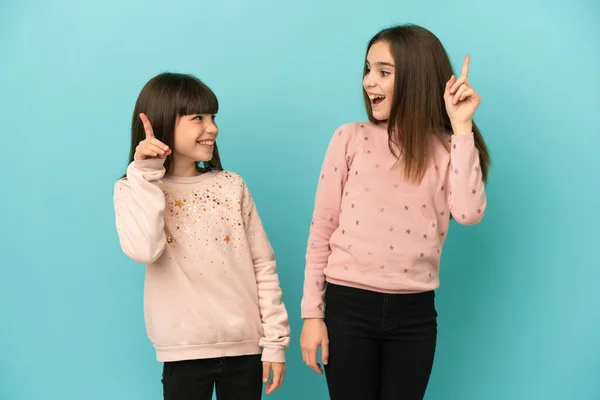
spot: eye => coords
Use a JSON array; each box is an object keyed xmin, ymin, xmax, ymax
[
  {"xmin": 380, "ymin": 71, "xmax": 390, "ymax": 77},
  {"xmin": 365, "ymin": 66, "xmax": 371, "ymax": 74},
  {"xmin": 212, "ymin": 115, "xmax": 216, "ymax": 121},
  {"xmin": 193, "ymin": 115, "xmax": 203, "ymax": 121}
]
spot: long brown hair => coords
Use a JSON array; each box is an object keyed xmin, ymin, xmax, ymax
[
  {"xmin": 123, "ymin": 72, "xmax": 223, "ymax": 177},
  {"xmin": 363, "ymin": 24, "xmax": 491, "ymax": 183}
]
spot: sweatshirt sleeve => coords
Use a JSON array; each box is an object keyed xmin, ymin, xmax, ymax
[
  {"xmin": 241, "ymin": 182, "xmax": 290, "ymax": 363},
  {"xmin": 446, "ymin": 133, "xmax": 487, "ymax": 225},
  {"xmin": 113, "ymin": 158, "xmax": 168, "ymax": 264},
  {"xmin": 301, "ymin": 124, "xmax": 352, "ymax": 319}
]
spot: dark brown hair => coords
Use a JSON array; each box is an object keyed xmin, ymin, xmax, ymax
[
  {"xmin": 124, "ymin": 72, "xmax": 223, "ymax": 177},
  {"xmin": 363, "ymin": 24, "xmax": 491, "ymax": 183}
]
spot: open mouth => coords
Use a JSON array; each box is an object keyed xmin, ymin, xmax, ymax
[
  {"xmin": 369, "ymin": 94, "xmax": 385, "ymax": 107},
  {"xmin": 197, "ymin": 140, "xmax": 214, "ymax": 148}
]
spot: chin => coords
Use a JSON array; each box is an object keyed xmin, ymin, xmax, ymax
[
  {"xmin": 371, "ymin": 112, "xmax": 389, "ymax": 121},
  {"xmin": 193, "ymin": 150, "xmax": 214, "ymax": 162}
]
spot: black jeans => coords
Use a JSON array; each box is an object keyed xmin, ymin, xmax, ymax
[
  {"xmin": 161, "ymin": 354, "xmax": 263, "ymax": 400},
  {"xmin": 324, "ymin": 283, "xmax": 437, "ymax": 400}
]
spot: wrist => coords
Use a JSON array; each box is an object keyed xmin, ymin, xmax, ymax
[
  {"xmin": 261, "ymin": 347, "xmax": 286, "ymax": 363},
  {"xmin": 451, "ymin": 121, "xmax": 473, "ymax": 136},
  {"xmin": 304, "ymin": 318, "xmax": 324, "ymax": 322}
]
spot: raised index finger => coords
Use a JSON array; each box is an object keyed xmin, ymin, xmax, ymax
[
  {"xmin": 139, "ymin": 113, "xmax": 155, "ymax": 139},
  {"xmin": 460, "ymin": 55, "xmax": 470, "ymax": 79}
]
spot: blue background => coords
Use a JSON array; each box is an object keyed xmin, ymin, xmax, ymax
[{"xmin": 1, "ymin": 0, "xmax": 599, "ymax": 399}]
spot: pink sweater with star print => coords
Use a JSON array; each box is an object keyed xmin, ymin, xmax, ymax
[
  {"xmin": 113, "ymin": 158, "xmax": 290, "ymax": 363},
  {"xmin": 301, "ymin": 121, "xmax": 486, "ymax": 318}
]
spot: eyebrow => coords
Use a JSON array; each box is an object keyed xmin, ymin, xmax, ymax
[{"xmin": 366, "ymin": 61, "xmax": 395, "ymax": 68}]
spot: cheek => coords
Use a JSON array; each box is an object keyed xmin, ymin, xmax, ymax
[
  {"xmin": 384, "ymin": 80, "xmax": 394, "ymax": 98},
  {"xmin": 173, "ymin": 132, "xmax": 184, "ymax": 148},
  {"xmin": 173, "ymin": 130, "xmax": 195, "ymax": 151}
]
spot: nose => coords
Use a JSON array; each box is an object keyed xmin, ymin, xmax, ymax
[
  {"xmin": 363, "ymin": 73, "xmax": 376, "ymax": 88},
  {"xmin": 205, "ymin": 120, "xmax": 218, "ymax": 136}
]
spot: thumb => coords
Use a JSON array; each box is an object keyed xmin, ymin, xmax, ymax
[
  {"xmin": 262, "ymin": 362, "xmax": 271, "ymax": 383},
  {"xmin": 322, "ymin": 340, "xmax": 329, "ymax": 365},
  {"xmin": 444, "ymin": 75, "xmax": 455, "ymax": 100},
  {"xmin": 321, "ymin": 343, "xmax": 329, "ymax": 365}
]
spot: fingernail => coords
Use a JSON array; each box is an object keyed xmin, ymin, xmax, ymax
[{"xmin": 263, "ymin": 378, "xmax": 268, "ymax": 382}]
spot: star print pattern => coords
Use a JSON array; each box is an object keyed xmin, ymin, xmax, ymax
[
  {"xmin": 154, "ymin": 174, "xmax": 255, "ymax": 258},
  {"xmin": 114, "ymin": 166, "xmax": 260, "ymax": 271},
  {"xmin": 114, "ymin": 160, "xmax": 290, "ymax": 358},
  {"xmin": 301, "ymin": 121, "xmax": 486, "ymax": 319}
]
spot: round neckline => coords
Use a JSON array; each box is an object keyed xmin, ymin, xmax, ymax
[{"xmin": 162, "ymin": 169, "xmax": 220, "ymax": 184}]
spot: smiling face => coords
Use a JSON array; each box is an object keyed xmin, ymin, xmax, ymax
[
  {"xmin": 172, "ymin": 113, "xmax": 218, "ymax": 165},
  {"xmin": 128, "ymin": 72, "xmax": 223, "ymax": 177},
  {"xmin": 363, "ymin": 40, "xmax": 396, "ymax": 121}
]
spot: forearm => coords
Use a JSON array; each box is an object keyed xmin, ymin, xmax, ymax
[
  {"xmin": 447, "ymin": 133, "xmax": 486, "ymax": 224},
  {"xmin": 113, "ymin": 159, "xmax": 168, "ymax": 263}
]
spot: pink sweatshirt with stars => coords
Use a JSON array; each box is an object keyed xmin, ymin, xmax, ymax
[
  {"xmin": 113, "ymin": 158, "xmax": 290, "ymax": 363},
  {"xmin": 301, "ymin": 121, "xmax": 486, "ymax": 318}
]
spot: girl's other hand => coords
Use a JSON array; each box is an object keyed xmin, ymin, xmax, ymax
[
  {"xmin": 300, "ymin": 318, "xmax": 329, "ymax": 375},
  {"xmin": 262, "ymin": 361, "xmax": 285, "ymax": 395}
]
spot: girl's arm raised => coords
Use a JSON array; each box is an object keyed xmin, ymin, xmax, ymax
[
  {"xmin": 241, "ymin": 183, "xmax": 290, "ymax": 364},
  {"xmin": 113, "ymin": 158, "xmax": 168, "ymax": 264},
  {"xmin": 301, "ymin": 124, "xmax": 352, "ymax": 319},
  {"xmin": 446, "ymin": 133, "xmax": 486, "ymax": 225},
  {"xmin": 113, "ymin": 113, "xmax": 171, "ymax": 264},
  {"xmin": 444, "ymin": 56, "xmax": 487, "ymax": 225}
]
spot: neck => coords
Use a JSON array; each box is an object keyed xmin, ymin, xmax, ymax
[{"xmin": 170, "ymin": 159, "xmax": 201, "ymax": 177}]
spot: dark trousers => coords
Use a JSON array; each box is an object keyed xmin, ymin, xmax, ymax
[
  {"xmin": 324, "ymin": 283, "xmax": 437, "ymax": 400},
  {"xmin": 162, "ymin": 354, "xmax": 262, "ymax": 400}
]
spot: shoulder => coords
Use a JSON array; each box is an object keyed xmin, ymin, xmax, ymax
[
  {"xmin": 333, "ymin": 120, "xmax": 386, "ymax": 141},
  {"xmin": 214, "ymin": 170, "xmax": 248, "ymax": 190},
  {"xmin": 113, "ymin": 177, "xmax": 130, "ymax": 192},
  {"xmin": 331, "ymin": 121, "xmax": 366, "ymax": 137},
  {"xmin": 327, "ymin": 121, "xmax": 378, "ymax": 148},
  {"xmin": 215, "ymin": 171, "xmax": 256, "ymax": 207},
  {"xmin": 334, "ymin": 121, "xmax": 360, "ymax": 133}
]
